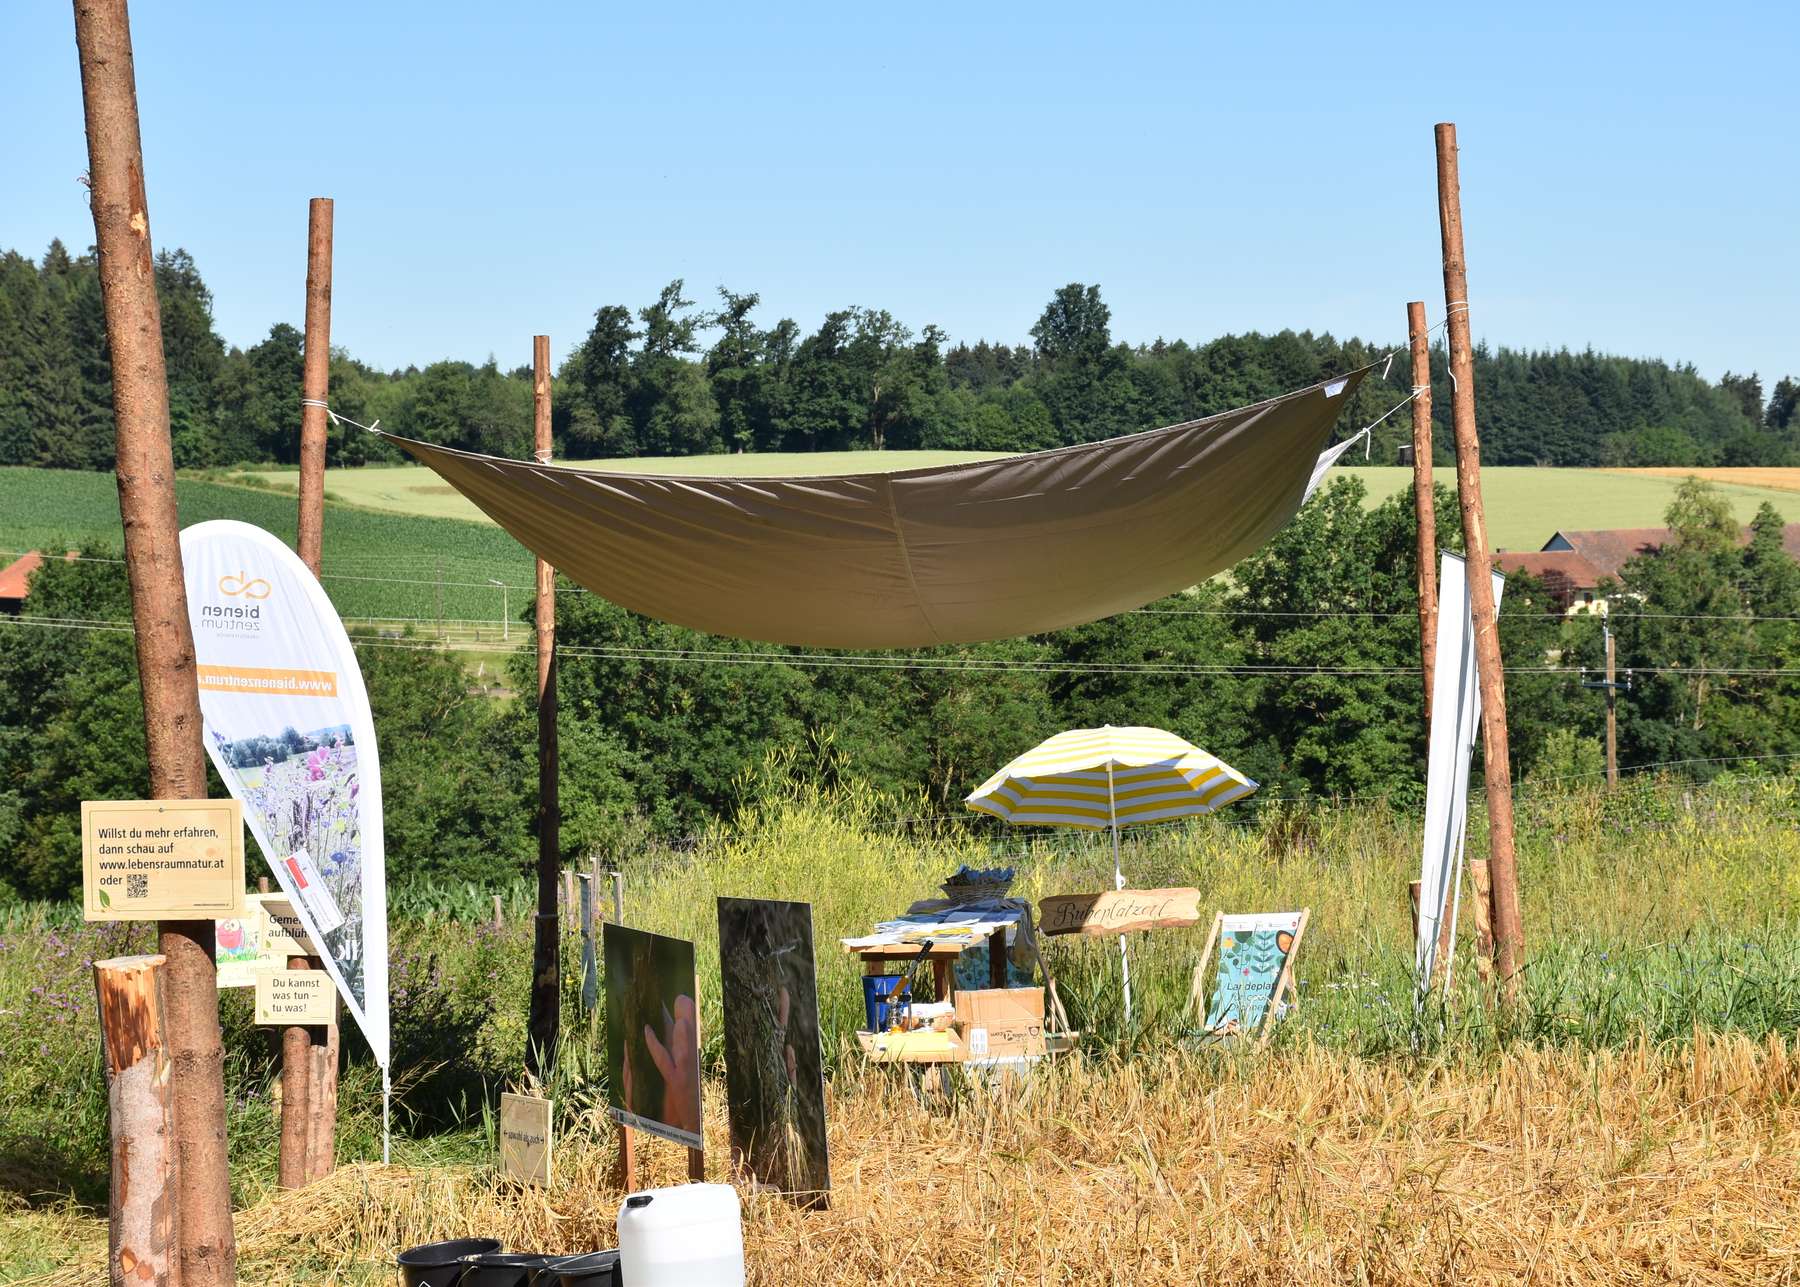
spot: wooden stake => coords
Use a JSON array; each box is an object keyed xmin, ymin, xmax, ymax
[
  {"xmin": 73, "ymin": 3, "xmax": 235, "ymax": 1278},
  {"xmin": 94, "ymin": 954, "xmax": 178, "ymax": 1287},
  {"xmin": 1407, "ymin": 299, "xmax": 1438, "ymax": 729},
  {"xmin": 277, "ymin": 948, "xmax": 311, "ymax": 1190},
  {"xmin": 493, "ymin": 894, "xmax": 504, "ymax": 931},
  {"xmin": 526, "ymin": 334, "xmax": 561, "ymax": 1081},
  {"xmin": 256, "ymin": 876, "xmax": 269, "ymax": 895},
  {"xmin": 1434, "ymin": 122, "xmax": 1524, "ymax": 999},
  {"xmin": 611, "ymin": 871, "xmax": 624, "ymax": 925},
  {"xmin": 287, "ymin": 195, "xmax": 339, "ymax": 1190},
  {"xmin": 296, "ymin": 197, "xmax": 333, "ymax": 573},
  {"xmin": 1467, "ymin": 858, "xmax": 1495, "ymax": 982}
]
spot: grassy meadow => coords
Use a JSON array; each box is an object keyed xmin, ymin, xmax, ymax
[{"xmin": 4, "ymin": 771, "xmax": 1800, "ymax": 1283}]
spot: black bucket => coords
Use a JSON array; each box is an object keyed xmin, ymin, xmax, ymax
[
  {"xmin": 545, "ymin": 1251, "xmax": 621, "ymax": 1287},
  {"xmin": 397, "ymin": 1238, "xmax": 502, "ymax": 1287},
  {"xmin": 456, "ymin": 1252, "xmax": 562, "ymax": 1287}
]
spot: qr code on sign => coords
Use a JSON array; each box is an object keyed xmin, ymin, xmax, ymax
[{"xmin": 127, "ymin": 873, "xmax": 148, "ymax": 899}]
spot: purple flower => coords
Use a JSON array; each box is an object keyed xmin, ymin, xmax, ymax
[{"xmin": 306, "ymin": 746, "xmax": 330, "ymax": 781}]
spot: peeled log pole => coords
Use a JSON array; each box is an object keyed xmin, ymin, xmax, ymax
[
  {"xmin": 1407, "ymin": 299, "xmax": 1438, "ymax": 728},
  {"xmin": 1434, "ymin": 122, "xmax": 1524, "ymax": 997},
  {"xmin": 96, "ymin": 955, "xmax": 179, "ymax": 1287},
  {"xmin": 526, "ymin": 334, "xmax": 560, "ymax": 1080},
  {"xmin": 296, "ymin": 197, "xmax": 333, "ymax": 570},
  {"xmin": 73, "ymin": 2, "xmax": 235, "ymax": 1280},
  {"xmin": 288, "ymin": 195, "xmax": 340, "ymax": 1187}
]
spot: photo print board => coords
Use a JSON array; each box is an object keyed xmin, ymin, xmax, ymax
[
  {"xmin": 604, "ymin": 922, "xmax": 702, "ymax": 1149},
  {"xmin": 717, "ymin": 897, "xmax": 831, "ymax": 1206}
]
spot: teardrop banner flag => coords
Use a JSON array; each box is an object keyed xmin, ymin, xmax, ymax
[{"xmin": 179, "ymin": 520, "xmax": 389, "ymax": 1070}]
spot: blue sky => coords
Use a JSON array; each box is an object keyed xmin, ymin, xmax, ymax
[{"xmin": 5, "ymin": 3, "xmax": 1794, "ymax": 385}]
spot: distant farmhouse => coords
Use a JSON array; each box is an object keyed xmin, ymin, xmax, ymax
[
  {"xmin": 1495, "ymin": 525, "xmax": 1800, "ymax": 615},
  {"xmin": 0, "ymin": 550, "xmax": 79, "ymax": 615}
]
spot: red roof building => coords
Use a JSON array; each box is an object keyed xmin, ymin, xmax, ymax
[{"xmin": 0, "ymin": 551, "xmax": 46, "ymax": 615}]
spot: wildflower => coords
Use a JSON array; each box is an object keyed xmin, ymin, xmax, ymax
[{"xmin": 306, "ymin": 746, "xmax": 330, "ymax": 781}]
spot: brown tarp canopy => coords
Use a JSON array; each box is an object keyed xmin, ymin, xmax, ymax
[{"xmin": 380, "ymin": 368, "xmax": 1367, "ymax": 648}]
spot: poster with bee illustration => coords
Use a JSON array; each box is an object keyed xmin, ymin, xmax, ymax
[{"xmin": 717, "ymin": 897, "xmax": 830, "ymax": 1208}]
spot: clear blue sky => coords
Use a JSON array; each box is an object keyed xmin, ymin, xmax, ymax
[{"xmin": 4, "ymin": 2, "xmax": 1794, "ymax": 386}]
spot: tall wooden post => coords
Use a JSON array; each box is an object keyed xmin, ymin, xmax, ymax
[
  {"xmin": 1407, "ymin": 300, "xmax": 1438, "ymax": 728},
  {"xmin": 296, "ymin": 197, "xmax": 333, "ymax": 570},
  {"xmin": 285, "ymin": 195, "xmax": 340, "ymax": 1188},
  {"xmin": 1434, "ymin": 122, "xmax": 1523, "ymax": 997},
  {"xmin": 73, "ymin": 2, "xmax": 236, "ymax": 1278},
  {"xmin": 95, "ymin": 954, "xmax": 179, "ymax": 1287},
  {"xmin": 526, "ymin": 335, "xmax": 561, "ymax": 1080}
]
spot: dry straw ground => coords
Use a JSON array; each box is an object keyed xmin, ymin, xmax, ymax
[{"xmin": 15, "ymin": 1036, "xmax": 1800, "ymax": 1286}]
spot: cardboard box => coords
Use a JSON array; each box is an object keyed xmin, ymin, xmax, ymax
[{"xmin": 953, "ymin": 987, "xmax": 1046, "ymax": 1058}]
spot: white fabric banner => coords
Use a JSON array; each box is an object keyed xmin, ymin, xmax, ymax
[
  {"xmin": 180, "ymin": 520, "xmax": 389, "ymax": 1067},
  {"xmin": 1415, "ymin": 552, "xmax": 1505, "ymax": 995}
]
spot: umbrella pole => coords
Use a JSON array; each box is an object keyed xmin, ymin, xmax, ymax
[{"xmin": 1109, "ymin": 763, "xmax": 1131, "ymax": 1026}]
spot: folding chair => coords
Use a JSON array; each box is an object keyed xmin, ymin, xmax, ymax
[{"xmin": 1183, "ymin": 908, "xmax": 1310, "ymax": 1047}]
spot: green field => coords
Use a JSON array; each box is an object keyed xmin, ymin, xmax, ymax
[
  {"xmin": 228, "ymin": 458, "xmax": 1800, "ymax": 553},
  {"xmin": 0, "ymin": 466, "xmax": 538, "ymax": 629}
]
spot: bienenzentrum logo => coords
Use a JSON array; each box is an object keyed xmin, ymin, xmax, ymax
[
  {"xmin": 218, "ymin": 571, "xmax": 272, "ymax": 599},
  {"xmin": 200, "ymin": 568, "xmax": 272, "ymax": 634}
]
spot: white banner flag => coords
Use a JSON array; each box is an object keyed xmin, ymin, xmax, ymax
[
  {"xmin": 180, "ymin": 520, "xmax": 389, "ymax": 1068},
  {"xmin": 1415, "ymin": 551, "xmax": 1505, "ymax": 996}
]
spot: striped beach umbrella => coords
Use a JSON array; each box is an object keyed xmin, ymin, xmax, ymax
[{"xmin": 965, "ymin": 725, "xmax": 1257, "ymax": 1022}]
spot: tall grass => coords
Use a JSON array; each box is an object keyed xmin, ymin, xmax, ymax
[{"xmin": 3, "ymin": 771, "xmax": 1797, "ymax": 1279}]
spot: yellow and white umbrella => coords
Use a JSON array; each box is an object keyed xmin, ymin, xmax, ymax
[{"xmin": 965, "ymin": 724, "xmax": 1257, "ymax": 1022}]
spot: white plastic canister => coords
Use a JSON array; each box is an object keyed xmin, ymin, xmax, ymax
[{"xmin": 616, "ymin": 1182, "xmax": 745, "ymax": 1287}]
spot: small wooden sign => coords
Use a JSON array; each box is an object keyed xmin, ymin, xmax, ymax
[
  {"xmin": 254, "ymin": 969, "xmax": 336, "ymax": 1025},
  {"xmin": 260, "ymin": 898, "xmax": 318, "ymax": 956},
  {"xmin": 82, "ymin": 799, "xmax": 244, "ymax": 921},
  {"xmin": 500, "ymin": 1092, "xmax": 554, "ymax": 1186},
  {"xmin": 1038, "ymin": 887, "xmax": 1202, "ymax": 937}
]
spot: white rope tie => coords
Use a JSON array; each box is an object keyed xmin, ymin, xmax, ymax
[
  {"xmin": 299, "ymin": 399, "xmax": 381, "ymax": 433},
  {"xmin": 533, "ymin": 448, "xmax": 553, "ymax": 465}
]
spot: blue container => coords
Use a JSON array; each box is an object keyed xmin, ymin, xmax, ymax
[{"xmin": 863, "ymin": 974, "xmax": 911, "ymax": 1031}]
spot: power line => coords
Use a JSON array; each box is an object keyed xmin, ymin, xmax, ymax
[{"xmin": 8, "ymin": 549, "xmax": 1800, "ymax": 623}]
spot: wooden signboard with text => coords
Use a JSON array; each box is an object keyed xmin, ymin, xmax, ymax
[
  {"xmin": 500, "ymin": 1092, "xmax": 554, "ymax": 1186},
  {"xmin": 254, "ymin": 969, "xmax": 337, "ymax": 1025},
  {"xmin": 1038, "ymin": 887, "xmax": 1201, "ymax": 937},
  {"xmin": 82, "ymin": 798, "xmax": 244, "ymax": 921},
  {"xmin": 260, "ymin": 898, "xmax": 318, "ymax": 956}
]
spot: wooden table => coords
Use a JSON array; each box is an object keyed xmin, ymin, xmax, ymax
[{"xmin": 842, "ymin": 924, "xmax": 1009, "ymax": 1001}]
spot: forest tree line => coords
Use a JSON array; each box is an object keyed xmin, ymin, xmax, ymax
[
  {"xmin": 4, "ymin": 475, "xmax": 1795, "ymax": 902},
  {"xmin": 2, "ymin": 240, "xmax": 1795, "ymax": 472}
]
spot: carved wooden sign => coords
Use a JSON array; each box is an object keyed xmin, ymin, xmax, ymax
[
  {"xmin": 1038, "ymin": 887, "xmax": 1202, "ymax": 937},
  {"xmin": 500, "ymin": 1092, "xmax": 554, "ymax": 1186}
]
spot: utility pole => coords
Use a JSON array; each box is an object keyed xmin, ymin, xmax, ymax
[
  {"xmin": 1434, "ymin": 122, "xmax": 1524, "ymax": 999},
  {"xmin": 526, "ymin": 335, "xmax": 560, "ymax": 1080},
  {"xmin": 287, "ymin": 194, "xmax": 340, "ymax": 1188},
  {"xmin": 1604, "ymin": 623, "xmax": 1618, "ymax": 786},
  {"xmin": 72, "ymin": 1, "xmax": 236, "ymax": 1279},
  {"xmin": 1582, "ymin": 614, "xmax": 1624, "ymax": 786},
  {"xmin": 1407, "ymin": 300, "xmax": 1438, "ymax": 728}
]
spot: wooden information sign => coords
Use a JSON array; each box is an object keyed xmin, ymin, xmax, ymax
[
  {"xmin": 500, "ymin": 1092, "xmax": 554, "ymax": 1186},
  {"xmin": 82, "ymin": 798, "xmax": 244, "ymax": 921},
  {"xmin": 1038, "ymin": 887, "xmax": 1202, "ymax": 937},
  {"xmin": 254, "ymin": 969, "xmax": 337, "ymax": 1025},
  {"xmin": 260, "ymin": 898, "xmax": 318, "ymax": 956}
]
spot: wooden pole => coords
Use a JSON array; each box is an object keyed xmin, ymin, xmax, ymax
[
  {"xmin": 95, "ymin": 954, "xmax": 179, "ymax": 1287},
  {"xmin": 1604, "ymin": 623, "xmax": 1619, "ymax": 786},
  {"xmin": 1467, "ymin": 859, "xmax": 1495, "ymax": 983},
  {"xmin": 73, "ymin": 3, "xmax": 235, "ymax": 1279},
  {"xmin": 286, "ymin": 195, "xmax": 339, "ymax": 1188},
  {"xmin": 526, "ymin": 334, "xmax": 560, "ymax": 1081},
  {"xmin": 296, "ymin": 197, "xmax": 333, "ymax": 571},
  {"xmin": 1408, "ymin": 299, "xmax": 1438, "ymax": 729},
  {"xmin": 1434, "ymin": 122, "xmax": 1524, "ymax": 998}
]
